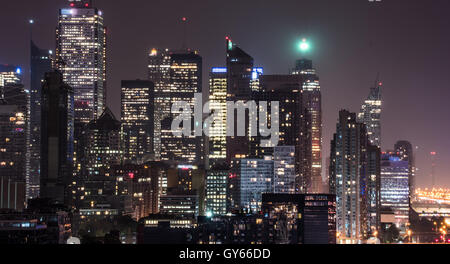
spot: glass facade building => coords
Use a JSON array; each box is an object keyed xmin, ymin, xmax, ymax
[
  {"xmin": 380, "ymin": 153, "xmax": 410, "ymax": 227},
  {"xmin": 329, "ymin": 110, "xmax": 379, "ymax": 242},
  {"xmin": 273, "ymin": 146, "xmax": 296, "ymax": 194},
  {"xmin": 206, "ymin": 165, "xmax": 228, "ymax": 216},
  {"xmin": 148, "ymin": 49, "xmax": 203, "ymax": 164},
  {"xmin": 358, "ymin": 82, "xmax": 382, "ymax": 148},
  {"xmin": 56, "ymin": 1, "xmax": 106, "ymax": 124},
  {"xmin": 208, "ymin": 68, "xmax": 228, "ymax": 167},
  {"xmin": 292, "ymin": 59, "xmax": 323, "ymax": 193},
  {"xmin": 238, "ymin": 158, "xmax": 274, "ymax": 212},
  {"xmin": 121, "ymin": 80, "xmax": 154, "ymax": 164}
]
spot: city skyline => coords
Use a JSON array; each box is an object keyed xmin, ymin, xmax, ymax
[{"xmin": 0, "ymin": 0, "xmax": 448, "ymax": 190}]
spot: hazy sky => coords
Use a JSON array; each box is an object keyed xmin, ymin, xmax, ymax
[{"xmin": 1, "ymin": 0, "xmax": 449, "ymax": 189}]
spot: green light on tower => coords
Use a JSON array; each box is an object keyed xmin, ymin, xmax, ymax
[{"xmin": 299, "ymin": 38, "xmax": 310, "ymax": 52}]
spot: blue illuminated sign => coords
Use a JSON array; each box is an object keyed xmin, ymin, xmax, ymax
[{"xmin": 212, "ymin": 67, "xmax": 227, "ymax": 73}]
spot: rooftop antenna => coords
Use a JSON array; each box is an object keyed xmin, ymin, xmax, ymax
[
  {"xmin": 29, "ymin": 19, "xmax": 34, "ymax": 41},
  {"xmin": 181, "ymin": 17, "xmax": 188, "ymax": 50}
]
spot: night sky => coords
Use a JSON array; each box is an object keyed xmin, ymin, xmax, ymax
[{"xmin": 1, "ymin": 0, "xmax": 449, "ymax": 188}]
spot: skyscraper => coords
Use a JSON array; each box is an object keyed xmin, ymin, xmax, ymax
[
  {"xmin": 208, "ymin": 68, "xmax": 228, "ymax": 168},
  {"xmin": 80, "ymin": 108, "xmax": 121, "ymax": 212},
  {"xmin": 292, "ymin": 59, "xmax": 323, "ymax": 194},
  {"xmin": 121, "ymin": 80, "xmax": 154, "ymax": 164},
  {"xmin": 329, "ymin": 110, "xmax": 376, "ymax": 242},
  {"xmin": 258, "ymin": 74, "xmax": 310, "ymax": 193},
  {"xmin": 84, "ymin": 108, "xmax": 122, "ymax": 177},
  {"xmin": 380, "ymin": 152, "xmax": 410, "ymax": 228},
  {"xmin": 56, "ymin": 0, "xmax": 106, "ymax": 124},
  {"xmin": 206, "ymin": 164, "xmax": 229, "ymax": 216},
  {"xmin": 273, "ymin": 146, "xmax": 296, "ymax": 194},
  {"xmin": 148, "ymin": 49, "xmax": 203, "ymax": 164},
  {"xmin": 367, "ymin": 144, "xmax": 381, "ymax": 232},
  {"xmin": 358, "ymin": 81, "xmax": 382, "ymax": 148},
  {"xmin": 226, "ymin": 37, "xmax": 254, "ymax": 164},
  {"xmin": 40, "ymin": 71, "xmax": 74, "ymax": 205},
  {"xmin": 229, "ymin": 158, "xmax": 274, "ymax": 213},
  {"xmin": 0, "ymin": 65, "xmax": 27, "ymax": 211},
  {"xmin": 29, "ymin": 41, "xmax": 53, "ymax": 200},
  {"xmin": 395, "ymin": 141, "xmax": 415, "ymax": 201}
]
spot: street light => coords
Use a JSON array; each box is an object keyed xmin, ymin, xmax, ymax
[{"xmin": 407, "ymin": 230, "xmax": 412, "ymax": 243}]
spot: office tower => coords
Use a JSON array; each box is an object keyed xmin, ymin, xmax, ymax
[
  {"xmin": 394, "ymin": 141, "xmax": 415, "ymax": 204},
  {"xmin": 56, "ymin": 0, "xmax": 106, "ymax": 124},
  {"xmin": 367, "ymin": 145, "xmax": 381, "ymax": 232},
  {"xmin": 292, "ymin": 59, "xmax": 323, "ymax": 194},
  {"xmin": 273, "ymin": 146, "xmax": 296, "ymax": 194},
  {"xmin": 258, "ymin": 75, "xmax": 310, "ymax": 193},
  {"xmin": 164, "ymin": 163, "xmax": 206, "ymax": 216},
  {"xmin": 262, "ymin": 194, "xmax": 336, "ymax": 244},
  {"xmin": 0, "ymin": 65, "xmax": 22, "ymax": 89},
  {"xmin": 208, "ymin": 68, "xmax": 228, "ymax": 167},
  {"xmin": 358, "ymin": 81, "xmax": 382, "ymax": 147},
  {"xmin": 329, "ymin": 110, "xmax": 375, "ymax": 243},
  {"xmin": 40, "ymin": 71, "xmax": 74, "ymax": 205},
  {"xmin": 148, "ymin": 49, "xmax": 203, "ymax": 164},
  {"xmin": 226, "ymin": 37, "xmax": 254, "ymax": 163},
  {"xmin": 206, "ymin": 164, "xmax": 229, "ymax": 216},
  {"xmin": 78, "ymin": 108, "xmax": 122, "ymax": 215},
  {"xmin": 160, "ymin": 190, "xmax": 199, "ymax": 217},
  {"xmin": 111, "ymin": 162, "xmax": 168, "ymax": 220},
  {"xmin": 0, "ymin": 65, "xmax": 27, "ymax": 211},
  {"xmin": 84, "ymin": 108, "xmax": 121, "ymax": 177},
  {"xmin": 121, "ymin": 80, "xmax": 154, "ymax": 164},
  {"xmin": 29, "ymin": 41, "xmax": 53, "ymax": 200},
  {"xmin": 380, "ymin": 153, "xmax": 410, "ymax": 228},
  {"xmin": 230, "ymin": 158, "xmax": 274, "ymax": 213}
]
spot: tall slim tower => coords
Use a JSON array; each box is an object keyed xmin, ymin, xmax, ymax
[
  {"xmin": 56, "ymin": 0, "xmax": 106, "ymax": 124},
  {"xmin": 40, "ymin": 71, "xmax": 74, "ymax": 205},
  {"xmin": 395, "ymin": 141, "xmax": 415, "ymax": 201},
  {"xmin": 208, "ymin": 68, "xmax": 228, "ymax": 168},
  {"xmin": 225, "ymin": 37, "xmax": 254, "ymax": 164},
  {"xmin": 29, "ymin": 41, "xmax": 52, "ymax": 200},
  {"xmin": 329, "ymin": 110, "xmax": 375, "ymax": 242},
  {"xmin": 292, "ymin": 59, "xmax": 323, "ymax": 194},
  {"xmin": 358, "ymin": 81, "xmax": 382, "ymax": 148}
]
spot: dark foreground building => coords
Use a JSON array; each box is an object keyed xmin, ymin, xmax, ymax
[
  {"xmin": 262, "ymin": 193, "xmax": 336, "ymax": 244},
  {"xmin": 0, "ymin": 199, "xmax": 71, "ymax": 244},
  {"xmin": 137, "ymin": 194, "xmax": 336, "ymax": 244}
]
